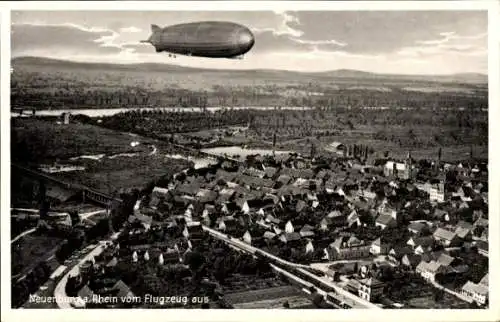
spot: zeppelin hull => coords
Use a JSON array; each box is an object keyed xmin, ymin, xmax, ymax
[{"xmin": 147, "ymin": 21, "xmax": 255, "ymax": 58}]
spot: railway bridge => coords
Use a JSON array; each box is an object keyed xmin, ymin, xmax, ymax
[{"xmin": 12, "ymin": 163, "xmax": 121, "ymax": 207}]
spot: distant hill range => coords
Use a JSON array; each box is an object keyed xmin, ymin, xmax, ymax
[{"xmin": 11, "ymin": 56, "xmax": 487, "ymax": 85}]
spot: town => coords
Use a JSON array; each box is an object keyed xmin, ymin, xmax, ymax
[{"xmin": 11, "ymin": 119, "xmax": 488, "ymax": 309}]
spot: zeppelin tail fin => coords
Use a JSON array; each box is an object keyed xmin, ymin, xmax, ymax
[{"xmin": 151, "ymin": 24, "xmax": 161, "ymax": 33}]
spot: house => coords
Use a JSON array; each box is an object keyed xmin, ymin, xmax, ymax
[
  {"xmin": 276, "ymin": 174, "xmax": 292, "ymax": 186},
  {"xmin": 375, "ymin": 214, "xmax": 397, "ymax": 230},
  {"xmin": 416, "ymin": 260, "xmax": 448, "ymax": 281},
  {"xmin": 356, "ymin": 189, "xmax": 377, "ymax": 201},
  {"xmin": 218, "ymin": 216, "xmax": 238, "ymax": 234},
  {"xmin": 265, "ymin": 214, "xmax": 281, "ymax": 225},
  {"xmin": 433, "ymin": 228, "xmax": 460, "ymax": 247},
  {"xmin": 345, "ymin": 278, "xmax": 362, "ymax": 294},
  {"xmin": 383, "ymin": 160, "xmax": 415, "ymax": 180},
  {"xmin": 242, "ymin": 231, "xmax": 252, "ymax": 245},
  {"xmin": 299, "ymin": 224, "xmax": 315, "ymax": 238},
  {"xmin": 407, "ymin": 222, "xmax": 428, "ymax": 235},
  {"xmin": 433, "ymin": 208, "xmax": 450, "ymax": 221},
  {"xmin": 305, "ymin": 240, "xmax": 315, "ymax": 254},
  {"xmin": 475, "ymin": 240, "xmax": 488, "ymax": 257},
  {"xmin": 162, "ymin": 249, "xmax": 180, "ymax": 264},
  {"xmin": 264, "ymin": 166, "xmax": 278, "ymax": 179},
  {"xmin": 407, "ymin": 236, "xmax": 434, "ymax": 255},
  {"xmin": 370, "ymin": 237, "xmax": 391, "ymax": 255},
  {"xmin": 175, "ymin": 183, "xmax": 201, "ymax": 196},
  {"xmin": 319, "ymin": 217, "xmax": 334, "ymax": 231},
  {"xmin": 329, "ymin": 236, "xmax": 371, "ymax": 260},
  {"xmin": 220, "ymin": 201, "xmax": 240, "ymax": 215},
  {"xmin": 183, "ymin": 222, "xmax": 204, "ymax": 240},
  {"xmin": 454, "ymin": 221, "xmax": 473, "ymax": 240},
  {"xmin": 357, "ymin": 277, "xmax": 385, "ymax": 302},
  {"xmin": 278, "ymin": 232, "xmax": 302, "ymax": 244},
  {"xmin": 295, "ymin": 200, "xmax": 308, "ymax": 213},
  {"xmin": 216, "ymin": 188, "xmax": 235, "ymax": 204},
  {"xmin": 149, "ymin": 186, "xmax": 171, "ymax": 209},
  {"xmin": 461, "ymin": 281, "xmax": 488, "ymax": 305},
  {"xmin": 326, "ymin": 210, "xmax": 347, "ymax": 227},
  {"xmin": 263, "ymin": 231, "xmax": 276, "ymax": 240},
  {"xmin": 316, "ymin": 169, "xmax": 331, "ymax": 181},
  {"xmin": 128, "ymin": 214, "xmax": 153, "ymax": 231},
  {"xmin": 347, "ymin": 210, "xmax": 361, "ymax": 228},
  {"xmin": 429, "ymin": 182, "xmax": 448, "ymax": 203},
  {"xmin": 325, "ymin": 141, "xmax": 347, "ymax": 155},
  {"xmin": 243, "ymin": 167, "xmax": 266, "ymax": 178},
  {"xmin": 113, "ymin": 280, "xmax": 136, "ymax": 304},
  {"xmin": 402, "ymin": 254, "xmax": 422, "ymax": 269},
  {"xmin": 436, "ymin": 253, "xmax": 457, "ymax": 268},
  {"xmin": 473, "ymin": 216, "xmax": 488, "ymax": 228},
  {"xmin": 285, "ymin": 220, "xmax": 295, "ymax": 233},
  {"xmin": 479, "ymin": 273, "xmax": 488, "ymax": 287},
  {"xmin": 388, "ymin": 246, "xmax": 413, "ymax": 265}
]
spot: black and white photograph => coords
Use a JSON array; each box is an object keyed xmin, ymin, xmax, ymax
[{"xmin": 1, "ymin": 1, "xmax": 499, "ymax": 321}]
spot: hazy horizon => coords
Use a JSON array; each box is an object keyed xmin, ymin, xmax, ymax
[
  {"xmin": 11, "ymin": 10, "xmax": 488, "ymax": 75},
  {"xmin": 11, "ymin": 55, "xmax": 488, "ymax": 77}
]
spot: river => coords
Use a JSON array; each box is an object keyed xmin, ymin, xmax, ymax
[
  {"xmin": 11, "ymin": 106, "xmax": 487, "ymax": 118},
  {"xmin": 201, "ymin": 146, "xmax": 291, "ymax": 161},
  {"xmin": 11, "ymin": 106, "xmax": 313, "ymax": 118}
]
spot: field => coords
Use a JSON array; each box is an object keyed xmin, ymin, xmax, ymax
[
  {"xmin": 12, "ymin": 118, "xmax": 193, "ymax": 193},
  {"xmin": 405, "ymin": 291, "xmax": 474, "ymax": 309},
  {"xmin": 52, "ymin": 154, "xmax": 191, "ymax": 193},
  {"xmin": 11, "ymin": 57, "xmax": 487, "ymax": 110},
  {"xmin": 11, "ymin": 233, "xmax": 64, "ymax": 278},
  {"xmin": 225, "ymin": 285, "xmax": 313, "ymax": 308},
  {"xmin": 244, "ymin": 109, "xmax": 488, "ymax": 162},
  {"xmin": 386, "ymin": 277, "xmax": 475, "ymax": 309},
  {"xmin": 232, "ymin": 295, "xmax": 314, "ymax": 309},
  {"xmin": 11, "ymin": 118, "xmax": 157, "ymax": 163}
]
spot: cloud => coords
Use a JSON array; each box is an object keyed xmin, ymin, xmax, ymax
[
  {"xmin": 397, "ymin": 31, "xmax": 487, "ymax": 58},
  {"xmin": 250, "ymin": 11, "xmax": 347, "ymax": 53},
  {"xmin": 120, "ymin": 26, "xmax": 142, "ymax": 33},
  {"xmin": 11, "ymin": 23, "xmax": 122, "ymax": 56},
  {"xmin": 273, "ymin": 11, "xmax": 487, "ymax": 55}
]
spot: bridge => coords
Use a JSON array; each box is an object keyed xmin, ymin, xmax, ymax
[
  {"xmin": 12, "ymin": 163, "xmax": 121, "ymax": 207},
  {"xmin": 12, "ymin": 108, "xmax": 37, "ymax": 116},
  {"xmin": 170, "ymin": 143, "xmax": 241, "ymax": 165}
]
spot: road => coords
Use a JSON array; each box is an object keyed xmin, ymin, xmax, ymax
[
  {"xmin": 202, "ymin": 225, "xmax": 381, "ymax": 309},
  {"xmin": 11, "ymin": 209, "xmax": 107, "ymax": 244},
  {"xmin": 11, "ymin": 228, "xmax": 37, "ymax": 243},
  {"xmin": 54, "ymin": 232, "xmax": 120, "ymax": 309}
]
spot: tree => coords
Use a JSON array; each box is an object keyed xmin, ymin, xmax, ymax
[
  {"xmin": 69, "ymin": 210, "xmax": 80, "ymax": 226},
  {"xmin": 433, "ymin": 289, "xmax": 444, "ymax": 302},
  {"xmin": 185, "ymin": 251, "xmax": 206, "ymax": 272}
]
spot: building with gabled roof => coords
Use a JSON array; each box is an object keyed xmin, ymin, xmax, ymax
[
  {"xmin": 461, "ymin": 281, "xmax": 488, "ymax": 305},
  {"xmin": 370, "ymin": 237, "xmax": 391, "ymax": 255},
  {"xmin": 358, "ymin": 277, "xmax": 385, "ymax": 302},
  {"xmin": 375, "ymin": 214, "xmax": 397, "ymax": 230},
  {"xmin": 416, "ymin": 260, "xmax": 448, "ymax": 281},
  {"xmin": 278, "ymin": 232, "xmax": 302, "ymax": 244},
  {"xmin": 77, "ymin": 285, "xmax": 95, "ymax": 306},
  {"xmin": 433, "ymin": 228, "xmax": 460, "ymax": 247}
]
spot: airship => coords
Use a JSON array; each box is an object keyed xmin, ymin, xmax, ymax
[{"xmin": 140, "ymin": 21, "xmax": 255, "ymax": 59}]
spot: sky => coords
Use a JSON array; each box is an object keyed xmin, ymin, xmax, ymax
[{"xmin": 11, "ymin": 10, "xmax": 488, "ymax": 75}]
